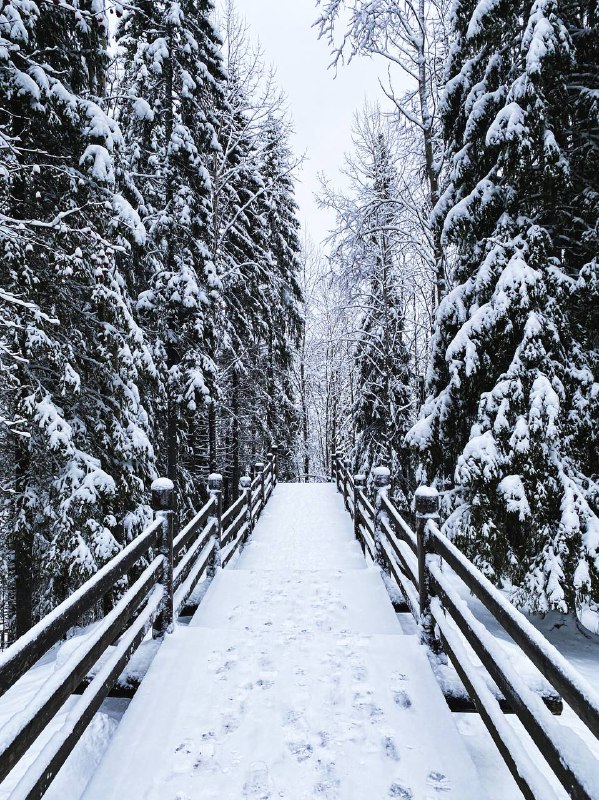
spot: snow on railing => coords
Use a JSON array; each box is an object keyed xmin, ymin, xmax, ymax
[
  {"xmin": 0, "ymin": 447, "xmax": 279, "ymax": 799},
  {"xmin": 332, "ymin": 451, "xmax": 599, "ymax": 800}
]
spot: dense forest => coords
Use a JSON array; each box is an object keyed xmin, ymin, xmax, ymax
[
  {"xmin": 0, "ymin": 0, "xmax": 597, "ymax": 642},
  {"xmin": 0, "ymin": 0, "xmax": 302, "ymax": 637},
  {"xmin": 305, "ymin": 0, "xmax": 599, "ymax": 618}
]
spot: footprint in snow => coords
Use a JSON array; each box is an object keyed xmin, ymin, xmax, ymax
[
  {"xmin": 172, "ymin": 740, "xmax": 196, "ymax": 774},
  {"xmin": 287, "ymin": 740, "xmax": 314, "ymax": 761},
  {"xmin": 426, "ymin": 772, "xmax": 451, "ymax": 792},
  {"xmin": 221, "ymin": 712, "xmax": 241, "ymax": 735},
  {"xmin": 216, "ymin": 660, "xmax": 237, "ymax": 675},
  {"xmin": 393, "ymin": 689, "xmax": 412, "ymax": 709},
  {"xmin": 192, "ymin": 740, "xmax": 215, "ymax": 771},
  {"xmin": 318, "ymin": 730, "xmax": 330, "ymax": 748},
  {"xmin": 388, "ymin": 783, "xmax": 413, "ymax": 798},
  {"xmin": 242, "ymin": 761, "xmax": 272, "ymax": 798},
  {"xmin": 285, "ymin": 708, "xmax": 305, "ymax": 727},
  {"xmin": 384, "ymin": 736, "xmax": 401, "ymax": 761}
]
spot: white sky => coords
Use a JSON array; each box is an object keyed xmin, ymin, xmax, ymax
[{"xmin": 227, "ymin": 0, "xmax": 386, "ymax": 247}]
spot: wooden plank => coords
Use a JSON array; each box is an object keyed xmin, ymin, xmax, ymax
[
  {"xmin": 0, "ymin": 521, "xmax": 159, "ymax": 696},
  {"xmin": 443, "ymin": 690, "xmax": 562, "ymax": 715},
  {"xmin": 174, "ymin": 540, "xmax": 214, "ymax": 616},
  {"xmin": 359, "ymin": 526, "xmax": 375, "ymax": 561},
  {"xmin": 221, "ymin": 523, "xmax": 249, "ymax": 568},
  {"xmin": 221, "ymin": 494, "xmax": 246, "ymax": 530},
  {"xmin": 221, "ymin": 507, "xmax": 247, "ymax": 549},
  {"xmin": 381, "ymin": 519, "xmax": 419, "ymax": 591},
  {"xmin": 428, "ymin": 521, "xmax": 599, "ymax": 740},
  {"xmin": 381, "ymin": 495, "xmax": 417, "ymax": 554},
  {"xmin": 380, "ymin": 537, "xmax": 419, "ymax": 620}
]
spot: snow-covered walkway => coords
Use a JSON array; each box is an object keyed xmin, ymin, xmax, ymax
[{"xmin": 82, "ymin": 484, "xmax": 483, "ymax": 799}]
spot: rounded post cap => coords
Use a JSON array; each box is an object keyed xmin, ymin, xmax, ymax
[
  {"xmin": 372, "ymin": 465, "xmax": 391, "ymax": 487},
  {"xmin": 151, "ymin": 477, "xmax": 174, "ymax": 510},
  {"xmin": 239, "ymin": 475, "xmax": 252, "ymax": 490},
  {"xmin": 208, "ymin": 473, "xmax": 223, "ymax": 491},
  {"xmin": 255, "ymin": 462, "xmax": 265, "ymax": 469},
  {"xmin": 414, "ymin": 485, "xmax": 440, "ymax": 518},
  {"xmin": 354, "ymin": 473, "xmax": 367, "ymax": 487}
]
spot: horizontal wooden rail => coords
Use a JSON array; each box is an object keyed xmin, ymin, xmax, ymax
[
  {"xmin": 174, "ymin": 520, "xmax": 216, "ymax": 591},
  {"xmin": 173, "ymin": 497, "xmax": 216, "ymax": 561},
  {"xmin": 331, "ymin": 450, "xmax": 599, "ymax": 800},
  {"xmin": 0, "ymin": 557, "xmax": 164, "ymax": 783},
  {"xmin": 10, "ymin": 586, "xmax": 164, "ymax": 800},
  {"xmin": 431, "ymin": 599, "xmax": 563, "ymax": 800},
  {"xmin": 427, "ymin": 519, "xmax": 599, "ymax": 740},
  {"xmin": 0, "ymin": 519, "xmax": 160, "ymax": 696},
  {"xmin": 221, "ymin": 493, "xmax": 246, "ymax": 531}
]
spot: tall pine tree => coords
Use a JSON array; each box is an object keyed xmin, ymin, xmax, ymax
[
  {"xmin": 0, "ymin": 1, "xmax": 156, "ymax": 630},
  {"xmin": 408, "ymin": 0, "xmax": 599, "ymax": 614},
  {"xmin": 116, "ymin": 0, "xmax": 227, "ymax": 513}
]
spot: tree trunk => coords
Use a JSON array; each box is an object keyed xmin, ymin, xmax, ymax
[
  {"xmin": 208, "ymin": 400, "xmax": 217, "ymax": 474},
  {"xmin": 14, "ymin": 438, "xmax": 33, "ymax": 637},
  {"xmin": 231, "ymin": 368, "xmax": 240, "ymax": 498}
]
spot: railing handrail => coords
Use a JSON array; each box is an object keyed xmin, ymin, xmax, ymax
[
  {"xmin": 0, "ymin": 518, "xmax": 161, "ymax": 696},
  {"xmin": 331, "ymin": 450, "xmax": 599, "ymax": 800},
  {"xmin": 427, "ymin": 518, "xmax": 599, "ymax": 738}
]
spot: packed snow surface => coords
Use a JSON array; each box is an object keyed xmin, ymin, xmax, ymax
[{"xmin": 82, "ymin": 483, "xmax": 484, "ymax": 799}]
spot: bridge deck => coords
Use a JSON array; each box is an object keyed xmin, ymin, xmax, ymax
[{"xmin": 83, "ymin": 484, "xmax": 483, "ymax": 799}]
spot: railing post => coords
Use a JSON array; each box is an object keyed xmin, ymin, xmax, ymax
[
  {"xmin": 266, "ymin": 450, "xmax": 275, "ymax": 486},
  {"xmin": 415, "ymin": 485, "xmax": 440, "ymax": 650},
  {"xmin": 208, "ymin": 473, "xmax": 223, "ymax": 575},
  {"xmin": 151, "ymin": 478, "xmax": 175, "ymax": 638},
  {"xmin": 343, "ymin": 457, "xmax": 351, "ymax": 510},
  {"xmin": 332, "ymin": 450, "xmax": 338, "ymax": 485},
  {"xmin": 373, "ymin": 466, "xmax": 391, "ymax": 568},
  {"xmin": 353, "ymin": 474, "xmax": 366, "ymax": 555},
  {"xmin": 256, "ymin": 462, "xmax": 265, "ymax": 508},
  {"xmin": 272, "ymin": 445, "xmax": 279, "ymax": 485},
  {"xmin": 239, "ymin": 475, "xmax": 253, "ymax": 541}
]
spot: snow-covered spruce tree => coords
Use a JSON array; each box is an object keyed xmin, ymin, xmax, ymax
[
  {"xmin": 352, "ymin": 131, "xmax": 413, "ymax": 506},
  {"xmin": 210, "ymin": 85, "xmax": 272, "ymax": 497},
  {"xmin": 206, "ymin": 4, "xmax": 279, "ymax": 496},
  {"xmin": 408, "ymin": 0, "xmax": 599, "ymax": 613},
  {"xmin": 116, "ymin": 0, "xmax": 226, "ymax": 512},
  {"xmin": 0, "ymin": 1, "xmax": 156, "ymax": 631},
  {"xmin": 319, "ymin": 111, "xmax": 416, "ymax": 504},
  {"xmin": 258, "ymin": 115, "xmax": 303, "ymax": 479}
]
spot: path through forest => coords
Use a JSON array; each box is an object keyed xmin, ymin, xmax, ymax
[{"xmin": 82, "ymin": 484, "xmax": 484, "ymax": 799}]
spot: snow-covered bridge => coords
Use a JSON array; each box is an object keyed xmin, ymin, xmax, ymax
[
  {"xmin": 82, "ymin": 483, "xmax": 482, "ymax": 799},
  {"xmin": 1, "ymin": 453, "xmax": 598, "ymax": 800}
]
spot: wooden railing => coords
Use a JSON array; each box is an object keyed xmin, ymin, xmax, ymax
[
  {"xmin": 0, "ymin": 449, "xmax": 278, "ymax": 800},
  {"xmin": 332, "ymin": 452, "xmax": 599, "ymax": 800}
]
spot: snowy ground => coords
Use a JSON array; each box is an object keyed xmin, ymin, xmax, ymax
[{"xmin": 1, "ymin": 483, "xmax": 597, "ymax": 798}]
